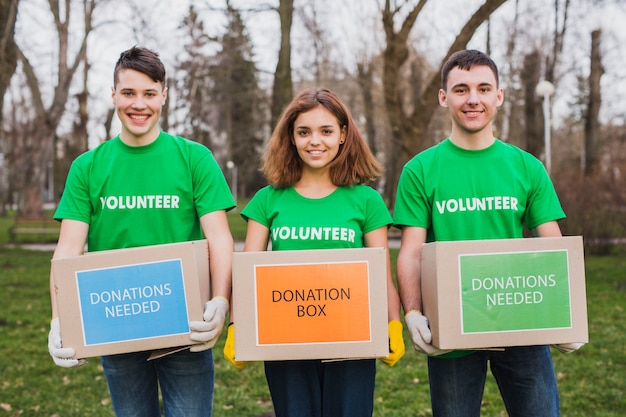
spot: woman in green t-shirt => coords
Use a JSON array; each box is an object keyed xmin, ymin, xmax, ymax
[{"xmin": 225, "ymin": 88, "xmax": 405, "ymax": 417}]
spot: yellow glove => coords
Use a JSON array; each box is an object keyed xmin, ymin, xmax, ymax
[
  {"xmin": 379, "ymin": 319, "xmax": 405, "ymax": 366},
  {"xmin": 223, "ymin": 323, "xmax": 249, "ymax": 370}
]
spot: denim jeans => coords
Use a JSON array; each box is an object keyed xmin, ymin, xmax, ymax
[
  {"xmin": 264, "ymin": 358, "xmax": 376, "ymax": 417},
  {"xmin": 101, "ymin": 349, "xmax": 214, "ymax": 417},
  {"xmin": 427, "ymin": 345, "xmax": 560, "ymax": 417}
]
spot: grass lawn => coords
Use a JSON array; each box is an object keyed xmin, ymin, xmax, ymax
[{"xmin": 1, "ymin": 211, "xmax": 625, "ymax": 416}]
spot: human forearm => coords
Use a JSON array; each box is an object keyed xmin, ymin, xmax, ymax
[
  {"xmin": 200, "ymin": 210, "xmax": 234, "ymax": 300},
  {"xmin": 532, "ymin": 220, "xmax": 562, "ymax": 238},
  {"xmin": 386, "ymin": 281, "xmax": 402, "ymax": 322},
  {"xmin": 207, "ymin": 232, "xmax": 234, "ymax": 300},
  {"xmin": 48, "ymin": 219, "xmax": 88, "ymax": 367},
  {"xmin": 190, "ymin": 213, "xmax": 234, "ymax": 352},
  {"xmin": 49, "ymin": 220, "xmax": 88, "ymax": 318},
  {"xmin": 395, "ymin": 226, "xmax": 427, "ymax": 313},
  {"xmin": 364, "ymin": 227, "xmax": 401, "ymax": 321},
  {"xmin": 396, "ymin": 251, "xmax": 423, "ymax": 313},
  {"xmin": 384, "ymin": 248, "xmax": 401, "ymax": 322}
]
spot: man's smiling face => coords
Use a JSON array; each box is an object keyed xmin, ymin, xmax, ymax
[{"xmin": 112, "ymin": 68, "xmax": 167, "ymax": 146}]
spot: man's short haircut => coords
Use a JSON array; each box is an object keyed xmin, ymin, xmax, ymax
[
  {"xmin": 441, "ymin": 49, "xmax": 499, "ymax": 91},
  {"xmin": 113, "ymin": 46, "xmax": 166, "ymax": 87}
]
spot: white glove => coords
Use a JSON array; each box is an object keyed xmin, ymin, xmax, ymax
[
  {"xmin": 404, "ymin": 310, "xmax": 451, "ymax": 356},
  {"xmin": 551, "ymin": 342, "xmax": 585, "ymax": 354},
  {"xmin": 189, "ymin": 296, "xmax": 229, "ymax": 352},
  {"xmin": 48, "ymin": 318, "xmax": 86, "ymax": 368}
]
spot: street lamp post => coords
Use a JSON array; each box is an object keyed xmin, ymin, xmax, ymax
[
  {"xmin": 226, "ymin": 160, "xmax": 238, "ymax": 203},
  {"xmin": 535, "ymin": 80, "xmax": 555, "ymax": 175}
]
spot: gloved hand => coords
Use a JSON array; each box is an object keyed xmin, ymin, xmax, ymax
[
  {"xmin": 404, "ymin": 310, "xmax": 451, "ymax": 356},
  {"xmin": 223, "ymin": 323, "xmax": 249, "ymax": 370},
  {"xmin": 189, "ymin": 296, "xmax": 229, "ymax": 352},
  {"xmin": 48, "ymin": 317, "xmax": 86, "ymax": 368},
  {"xmin": 551, "ymin": 342, "xmax": 585, "ymax": 354},
  {"xmin": 379, "ymin": 319, "xmax": 406, "ymax": 366}
]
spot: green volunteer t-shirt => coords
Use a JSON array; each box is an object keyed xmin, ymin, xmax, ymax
[
  {"xmin": 394, "ymin": 138, "xmax": 565, "ymax": 241},
  {"xmin": 241, "ymin": 185, "xmax": 392, "ymax": 250},
  {"xmin": 393, "ymin": 138, "xmax": 565, "ymax": 358},
  {"xmin": 55, "ymin": 132, "xmax": 235, "ymax": 251}
]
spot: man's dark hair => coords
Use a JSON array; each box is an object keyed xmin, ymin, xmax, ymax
[
  {"xmin": 113, "ymin": 46, "xmax": 166, "ymax": 87},
  {"xmin": 441, "ymin": 49, "xmax": 499, "ymax": 91}
]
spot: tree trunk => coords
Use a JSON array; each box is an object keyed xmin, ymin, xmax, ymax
[
  {"xmin": 522, "ymin": 50, "xmax": 542, "ymax": 157},
  {"xmin": 15, "ymin": 0, "xmax": 95, "ymax": 216},
  {"xmin": 584, "ymin": 29, "xmax": 604, "ymax": 176},
  {"xmin": 545, "ymin": 0, "xmax": 570, "ymax": 82},
  {"xmin": 0, "ymin": 0, "xmax": 19, "ymax": 115},
  {"xmin": 0, "ymin": 0, "xmax": 19, "ymax": 215},
  {"xmin": 381, "ymin": 0, "xmax": 508, "ymax": 205},
  {"xmin": 356, "ymin": 61, "xmax": 377, "ymax": 155},
  {"xmin": 20, "ymin": 125, "xmax": 55, "ymax": 216},
  {"xmin": 270, "ymin": 0, "xmax": 294, "ymax": 128}
]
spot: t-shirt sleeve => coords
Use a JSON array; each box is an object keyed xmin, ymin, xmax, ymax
[
  {"xmin": 54, "ymin": 155, "xmax": 92, "ymax": 224},
  {"xmin": 192, "ymin": 148, "xmax": 236, "ymax": 217},
  {"xmin": 523, "ymin": 160, "xmax": 566, "ymax": 229},
  {"xmin": 363, "ymin": 187, "xmax": 393, "ymax": 234},
  {"xmin": 240, "ymin": 186, "xmax": 271, "ymax": 227},
  {"xmin": 392, "ymin": 162, "xmax": 431, "ymax": 229}
]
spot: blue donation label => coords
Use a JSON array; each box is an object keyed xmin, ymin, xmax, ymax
[{"xmin": 76, "ymin": 259, "xmax": 189, "ymax": 345}]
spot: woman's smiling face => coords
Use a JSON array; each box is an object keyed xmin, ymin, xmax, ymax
[{"xmin": 292, "ymin": 105, "xmax": 345, "ymax": 173}]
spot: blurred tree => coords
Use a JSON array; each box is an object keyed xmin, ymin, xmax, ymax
[
  {"xmin": 584, "ymin": 29, "xmax": 603, "ymax": 176},
  {"xmin": 544, "ymin": 0, "xmax": 570, "ymax": 83},
  {"xmin": 270, "ymin": 0, "xmax": 294, "ymax": 128},
  {"xmin": 176, "ymin": 2, "xmax": 263, "ymax": 198},
  {"xmin": 298, "ymin": 0, "xmax": 333, "ymax": 86},
  {"xmin": 356, "ymin": 60, "xmax": 378, "ymax": 156},
  {"xmin": 0, "ymin": 0, "xmax": 18, "ymax": 128},
  {"xmin": 14, "ymin": 0, "xmax": 97, "ymax": 215},
  {"xmin": 528, "ymin": 0, "xmax": 571, "ymax": 165},
  {"xmin": 381, "ymin": 0, "xmax": 508, "ymax": 205},
  {"xmin": 2, "ymin": 76, "xmax": 29, "ymax": 215},
  {"xmin": 497, "ymin": 0, "xmax": 522, "ymax": 148},
  {"xmin": 175, "ymin": 5, "xmax": 217, "ymax": 150},
  {"xmin": 57, "ymin": 1, "xmax": 95, "ymax": 203},
  {"xmin": 209, "ymin": 1, "xmax": 263, "ymax": 198},
  {"xmin": 0, "ymin": 0, "xmax": 19, "ymax": 214},
  {"xmin": 521, "ymin": 49, "xmax": 543, "ymax": 157}
]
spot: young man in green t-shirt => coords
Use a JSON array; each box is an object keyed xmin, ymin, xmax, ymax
[
  {"xmin": 47, "ymin": 46, "xmax": 235, "ymax": 416},
  {"xmin": 393, "ymin": 49, "xmax": 583, "ymax": 417}
]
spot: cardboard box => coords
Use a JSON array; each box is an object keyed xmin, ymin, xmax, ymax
[
  {"xmin": 421, "ymin": 236, "xmax": 588, "ymax": 350},
  {"xmin": 52, "ymin": 240, "xmax": 210, "ymax": 358},
  {"xmin": 233, "ymin": 248, "xmax": 389, "ymax": 361}
]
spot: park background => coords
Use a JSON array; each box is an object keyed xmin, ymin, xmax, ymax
[{"xmin": 1, "ymin": 0, "xmax": 626, "ymax": 415}]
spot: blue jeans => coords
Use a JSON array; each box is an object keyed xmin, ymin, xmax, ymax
[
  {"xmin": 428, "ymin": 345, "xmax": 559, "ymax": 417},
  {"xmin": 101, "ymin": 349, "xmax": 214, "ymax": 417},
  {"xmin": 265, "ymin": 359, "xmax": 376, "ymax": 417}
]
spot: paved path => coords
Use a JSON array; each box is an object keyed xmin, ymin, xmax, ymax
[{"xmin": 10, "ymin": 238, "xmax": 401, "ymax": 252}]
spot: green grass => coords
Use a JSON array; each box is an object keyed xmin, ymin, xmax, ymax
[
  {"xmin": 227, "ymin": 208, "xmax": 247, "ymax": 242},
  {"xmin": 1, "ymin": 208, "xmax": 625, "ymax": 415},
  {"xmin": 0, "ymin": 245, "xmax": 625, "ymax": 416},
  {"xmin": 0, "ymin": 213, "xmax": 16, "ymax": 243}
]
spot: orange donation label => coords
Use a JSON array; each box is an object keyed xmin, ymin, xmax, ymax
[{"xmin": 255, "ymin": 261, "xmax": 372, "ymax": 345}]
